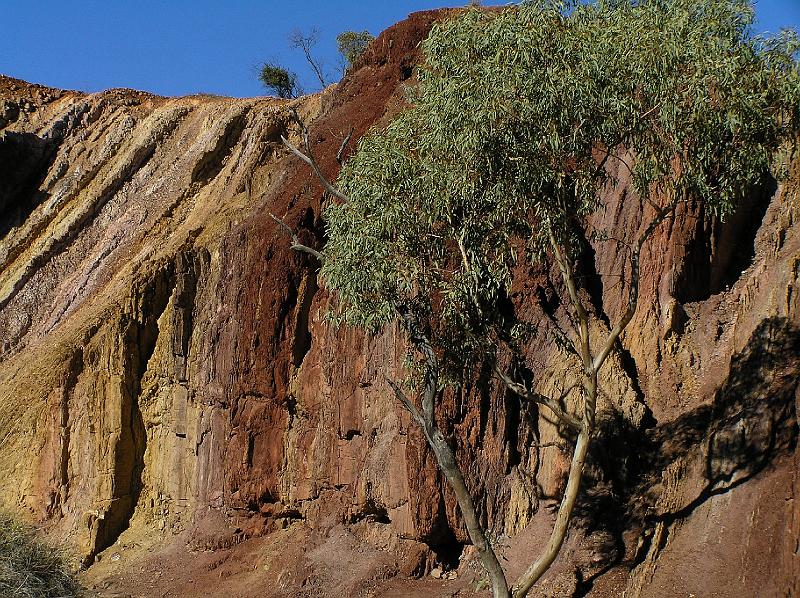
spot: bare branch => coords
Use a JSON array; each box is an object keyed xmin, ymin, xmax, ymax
[
  {"xmin": 590, "ymin": 103, "xmax": 661, "ymax": 181},
  {"xmin": 596, "ymin": 234, "xmax": 633, "ymax": 252},
  {"xmin": 386, "ymin": 376, "xmax": 425, "ymax": 427},
  {"xmin": 289, "ymin": 27, "xmax": 328, "ymax": 88},
  {"xmin": 337, "ymin": 125, "xmax": 354, "ymax": 165},
  {"xmin": 269, "ymin": 213, "xmax": 323, "ymax": 261},
  {"xmin": 494, "ymin": 365, "xmax": 582, "ymax": 431},
  {"xmin": 281, "ymin": 134, "xmax": 313, "ymax": 167},
  {"xmin": 457, "ymin": 235, "xmax": 471, "ymax": 274},
  {"xmin": 281, "ymin": 109, "xmax": 352, "ymax": 204},
  {"xmin": 555, "ymin": 381, "xmax": 581, "ymax": 404},
  {"xmin": 534, "ymin": 440, "xmax": 572, "ymax": 452},
  {"xmin": 605, "ymin": 149, "xmax": 635, "ymax": 176},
  {"xmin": 391, "ymin": 308, "xmax": 510, "ymax": 597}
]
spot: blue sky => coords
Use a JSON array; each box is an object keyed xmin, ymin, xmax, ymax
[{"xmin": 2, "ymin": 1, "xmax": 798, "ymax": 98}]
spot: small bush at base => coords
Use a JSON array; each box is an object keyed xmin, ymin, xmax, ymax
[{"xmin": 0, "ymin": 512, "xmax": 83, "ymax": 598}]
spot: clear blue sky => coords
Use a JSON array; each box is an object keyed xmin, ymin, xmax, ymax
[{"xmin": 2, "ymin": 1, "xmax": 798, "ymax": 98}]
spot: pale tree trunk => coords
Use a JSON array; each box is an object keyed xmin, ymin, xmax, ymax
[
  {"xmin": 389, "ymin": 309, "xmax": 511, "ymax": 598},
  {"xmin": 511, "ymin": 372, "xmax": 596, "ymax": 596},
  {"xmin": 427, "ymin": 427, "xmax": 511, "ymax": 598},
  {"xmin": 512, "ymin": 429, "xmax": 590, "ymax": 597}
]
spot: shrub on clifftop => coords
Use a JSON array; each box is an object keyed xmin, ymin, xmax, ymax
[
  {"xmin": 258, "ymin": 62, "xmax": 299, "ymax": 99},
  {"xmin": 337, "ymin": 30, "xmax": 374, "ymax": 72}
]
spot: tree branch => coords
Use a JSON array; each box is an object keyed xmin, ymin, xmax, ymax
[
  {"xmin": 397, "ymin": 306, "xmax": 438, "ymax": 424},
  {"xmin": 591, "ymin": 197, "xmax": 680, "ymax": 374},
  {"xmin": 337, "ymin": 125, "xmax": 354, "ymax": 165},
  {"xmin": 457, "ymin": 234, "xmax": 471, "ymax": 274},
  {"xmin": 547, "ymin": 228, "xmax": 591, "ymax": 372},
  {"xmin": 391, "ymin": 304, "xmax": 510, "ymax": 598},
  {"xmin": 289, "ymin": 28, "xmax": 328, "ymax": 88},
  {"xmin": 282, "ymin": 108, "xmax": 352, "ymax": 204},
  {"xmin": 269, "ymin": 213, "xmax": 323, "ymax": 261},
  {"xmin": 512, "ymin": 429, "xmax": 590, "ymax": 597},
  {"xmin": 386, "ymin": 376, "xmax": 425, "ymax": 427},
  {"xmin": 590, "ymin": 102, "xmax": 662, "ymax": 181},
  {"xmin": 494, "ymin": 365, "xmax": 582, "ymax": 431}
]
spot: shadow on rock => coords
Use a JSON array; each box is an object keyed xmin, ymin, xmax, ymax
[
  {"xmin": 0, "ymin": 130, "xmax": 57, "ymax": 240},
  {"xmin": 571, "ymin": 317, "xmax": 799, "ymax": 594}
]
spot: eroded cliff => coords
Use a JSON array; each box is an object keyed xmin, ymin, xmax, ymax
[{"xmin": 0, "ymin": 9, "xmax": 798, "ymax": 598}]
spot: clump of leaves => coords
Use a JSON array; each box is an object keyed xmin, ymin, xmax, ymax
[
  {"xmin": 0, "ymin": 512, "xmax": 83, "ymax": 598},
  {"xmin": 337, "ymin": 30, "xmax": 375, "ymax": 71},
  {"xmin": 258, "ymin": 62, "xmax": 299, "ymax": 98},
  {"xmin": 322, "ymin": 0, "xmax": 800, "ymax": 370}
]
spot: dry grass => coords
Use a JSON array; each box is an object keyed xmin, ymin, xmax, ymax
[{"xmin": 0, "ymin": 512, "xmax": 83, "ymax": 598}]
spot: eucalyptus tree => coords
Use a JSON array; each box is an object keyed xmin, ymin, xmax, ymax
[
  {"xmin": 277, "ymin": 1, "xmax": 799, "ymax": 596},
  {"xmin": 337, "ymin": 30, "xmax": 374, "ymax": 73}
]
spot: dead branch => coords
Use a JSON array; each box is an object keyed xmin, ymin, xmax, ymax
[
  {"xmin": 269, "ymin": 213, "xmax": 323, "ymax": 261},
  {"xmin": 282, "ymin": 108, "xmax": 352, "ymax": 204},
  {"xmin": 337, "ymin": 125, "xmax": 354, "ymax": 165}
]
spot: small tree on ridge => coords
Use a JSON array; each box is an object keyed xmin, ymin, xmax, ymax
[
  {"xmin": 337, "ymin": 30, "xmax": 374, "ymax": 73},
  {"xmin": 258, "ymin": 62, "xmax": 298, "ymax": 99},
  {"xmin": 290, "ymin": 27, "xmax": 329, "ymax": 88}
]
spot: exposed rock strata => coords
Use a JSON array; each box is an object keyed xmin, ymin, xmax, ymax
[{"xmin": 0, "ymin": 9, "xmax": 798, "ymax": 597}]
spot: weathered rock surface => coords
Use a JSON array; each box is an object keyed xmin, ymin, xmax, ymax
[{"xmin": 1, "ymin": 9, "xmax": 798, "ymax": 597}]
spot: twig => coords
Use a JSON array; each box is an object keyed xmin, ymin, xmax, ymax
[
  {"xmin": 282, "ymin": 108, "xmax": 352, "ymax": 204},
  {"xmin": 337, "ymin": 125, "xmax": 355, "ymax": 165},
  {"xmin": 269, "ymin": 213, "xmax": 323, "ymax": 261}
]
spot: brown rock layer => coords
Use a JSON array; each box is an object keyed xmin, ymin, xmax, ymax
[{"xmin": 0, "ymin": 9, "xmax": 798, "ymax": 597}]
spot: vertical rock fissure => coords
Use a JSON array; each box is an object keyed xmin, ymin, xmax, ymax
[
  {"xmin": 675, "ymin": 176, "xmax": 776, "ymax": 303},
  {"xmin": 291, "ymin": 270, "xmax": 318, "ymax": 367},
  {"xmin": 87, "ymin": 265, "xmax": 175, "ymax": 562},
  {"xmin": 54, "ymin": 347, "xmax": 84, "ymax": 517}
]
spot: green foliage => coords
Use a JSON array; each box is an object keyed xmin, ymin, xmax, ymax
[
  {"xmin": 321, "ymin": 0, "xmax": 799, "ymax": 379},
  {"xmin": 258, "ymin": 62, "xmax": 298, "ymax": 98},
  {"xmin": 337, "ymin": 30, "xmax": 375, "ymax": 70},
  {"xmin": 0, "ymin": 512, "xmax": 83, "ymax": 598}
]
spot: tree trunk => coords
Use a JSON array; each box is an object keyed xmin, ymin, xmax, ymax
[
  {"xmin": 426, "ymin": 427, "xmax": 511, "ymax": 598},
  {"xmin": 512, "ymin": 428, "xmax": 590, "ymax": 598}
]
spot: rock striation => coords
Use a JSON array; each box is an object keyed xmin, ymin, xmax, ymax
[{"xmin": 0, "ymin": 9, "xmax": 798, "ymax": 597}]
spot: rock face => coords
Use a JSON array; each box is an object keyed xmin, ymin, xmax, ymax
[{"xmin": 0, "ymin": 10, "xmax": 798, "ymax": 597}]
